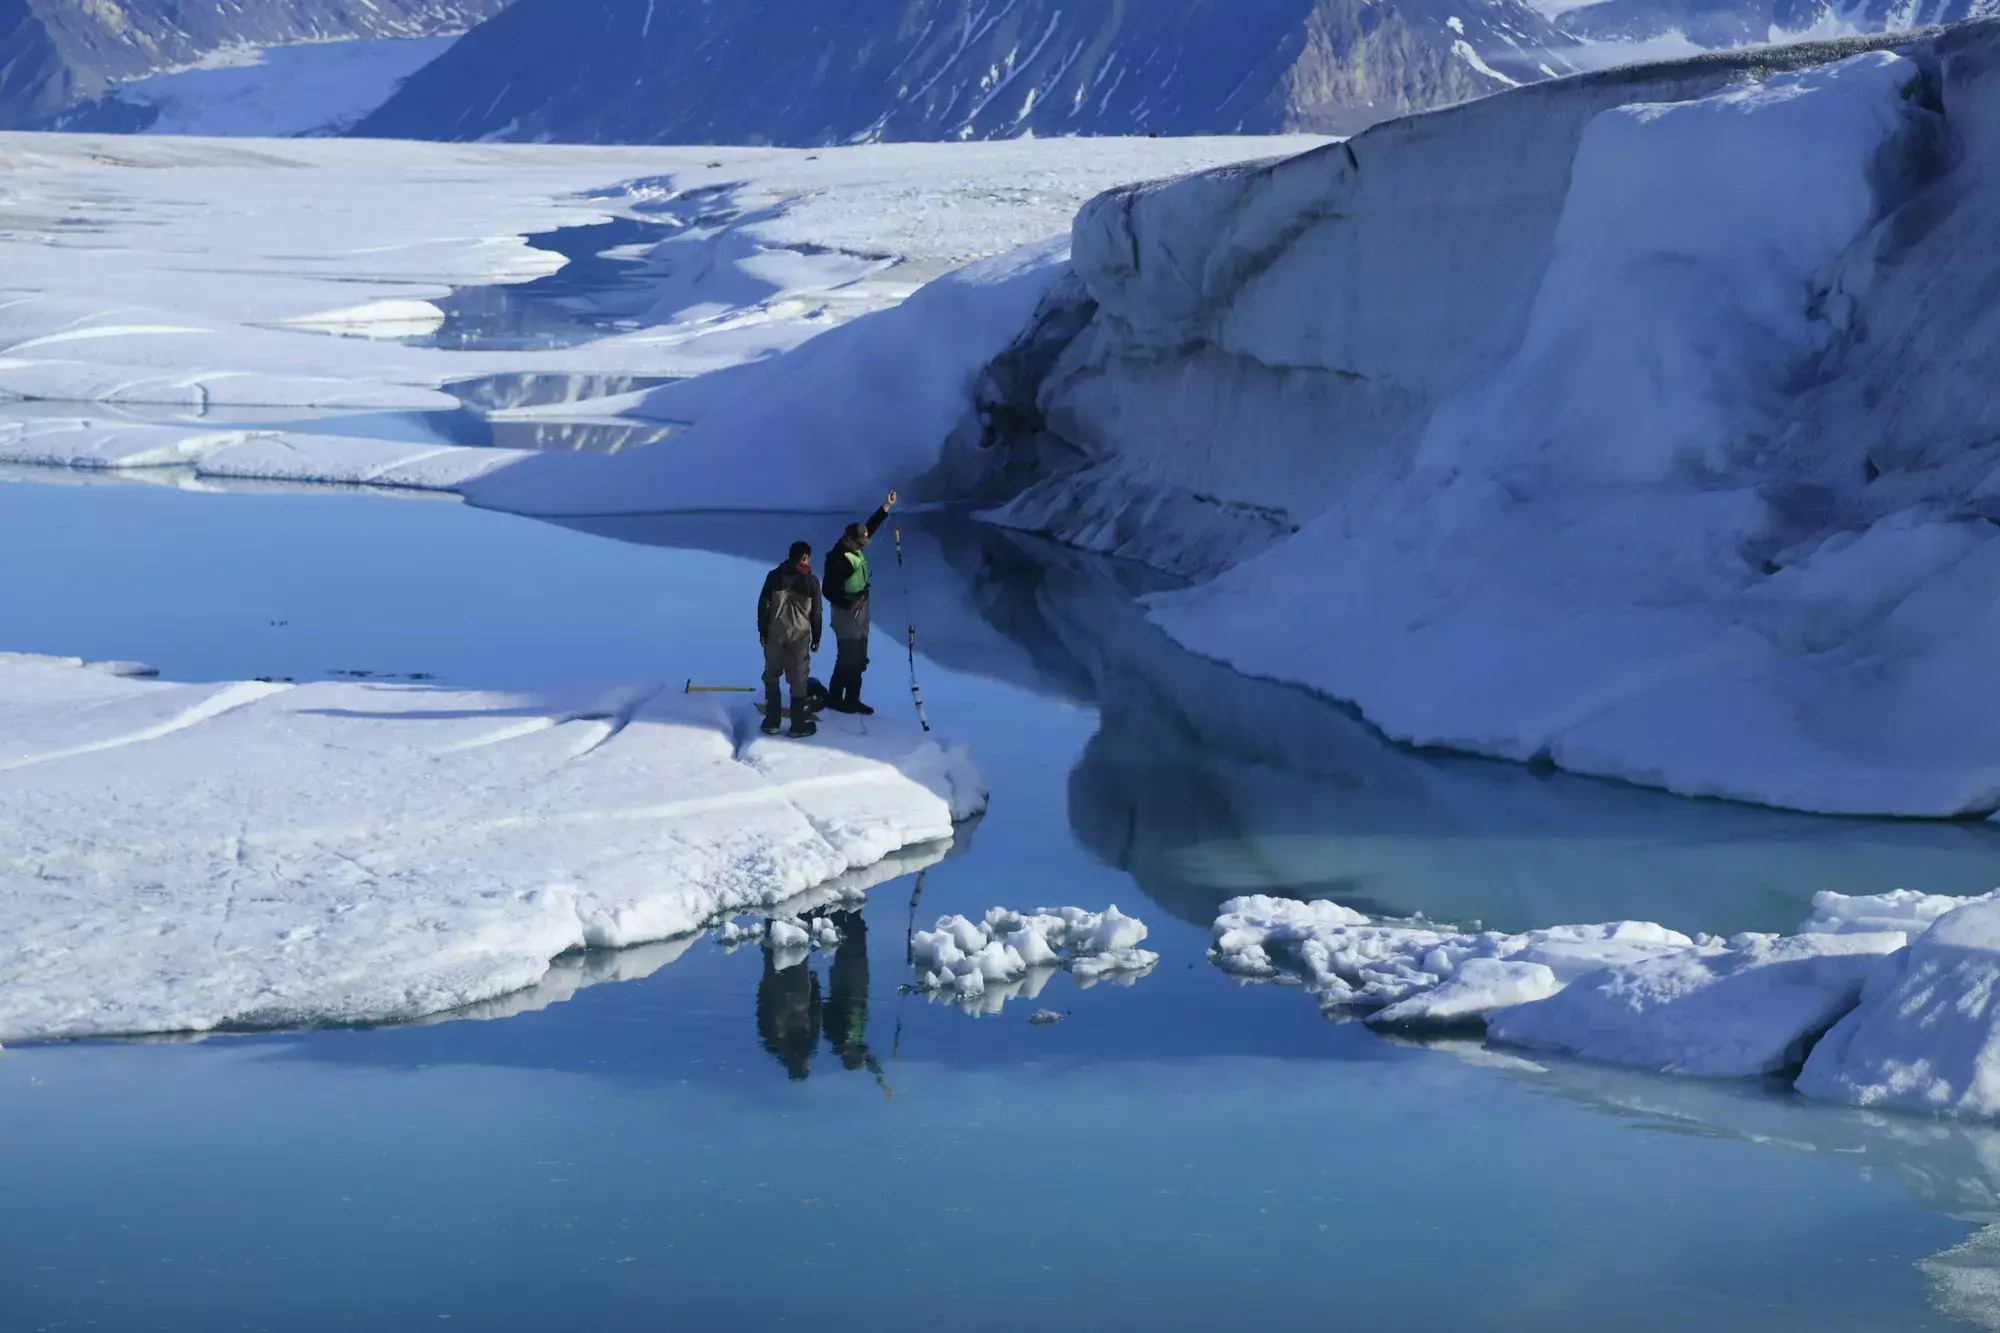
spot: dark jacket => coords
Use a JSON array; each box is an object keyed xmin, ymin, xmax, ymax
[
  {"xmin": 757, "ymin": 948, "xmax": 821, "ymax": 1082},
  {"xmin": 824, "ymin": 507, "xmax": 890, "ymax": 611},
  {"xmin": 758, "ymin": 560, "xmax": 822, "ymax": 648}
]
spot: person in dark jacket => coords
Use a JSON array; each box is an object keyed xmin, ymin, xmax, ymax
[
  {"xmin": 821, "ymin": 491, "xmax": 896, "ymax": 714},
  {"xmin": 758, "ymin": 540, "xmax": 822, "ymax": 738},
  {"xmin": 755, "ymin": 940, "xmax": 820, "ymax": 1082}
]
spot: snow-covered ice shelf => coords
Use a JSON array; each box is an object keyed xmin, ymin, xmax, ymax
[{"xmin": 0, "ymin": 653, "xmax": 983, "ymax": 1042}]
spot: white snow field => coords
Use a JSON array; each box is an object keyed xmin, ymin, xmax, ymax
[
  {"xmin": 0, "ymin": 653, "xmax": 982, "ymax": 1042},
  {"xmin": 0, "ymin": 131, "xmax": 1316, "ymax": 492},
  {"xmin": 1216, "ymin": 886, "xmax": 2000, "ymax": 1114}
]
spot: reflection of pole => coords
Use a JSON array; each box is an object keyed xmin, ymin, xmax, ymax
[
  {"xmin": 904, "ymin": 869, "xmax": 927, "ymax": 968},
  {"xmin": 892, "ymin": 868, "xmax": 928, "ymax": 1063},
  {"xmin": 894, "ymin": 527, "xmax": 933, "ymax": 733}
]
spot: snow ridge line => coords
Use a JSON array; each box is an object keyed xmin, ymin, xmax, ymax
[{"xmin": 0, "ymin": 680, "xmax": 289, "ymax": 773}]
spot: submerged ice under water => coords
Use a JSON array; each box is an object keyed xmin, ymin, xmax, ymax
[{"xmin": 3, "ymin": 478, "xmax": 2000, "ymax": 1330}]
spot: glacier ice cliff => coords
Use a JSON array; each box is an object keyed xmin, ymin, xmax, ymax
[{"xmin": 963, "ymin": 22, "xmax": 2000, "ymax": 817}]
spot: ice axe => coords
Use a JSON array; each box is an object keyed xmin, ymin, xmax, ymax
[{"xmin": 692, "ymin": 677, "xmax": 829, "ymax": 713}]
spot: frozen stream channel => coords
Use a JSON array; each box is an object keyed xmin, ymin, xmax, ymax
[{"xmin": 4, "ymin": 478, "xmax": 2000, "ymax": 1330}]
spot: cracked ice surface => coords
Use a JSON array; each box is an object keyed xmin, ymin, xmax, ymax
[{"xmin": 0, "ymin": 653, "xmax": 983, "ymax": 1042}]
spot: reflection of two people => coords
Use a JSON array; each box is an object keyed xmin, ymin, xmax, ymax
[{"xmin": 755, "ymin": 907, "xmax": 890, "ymax": 1093}]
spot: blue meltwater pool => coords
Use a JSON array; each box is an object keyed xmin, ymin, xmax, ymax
[{"xmin": 1, "ymin": 478, "xmax": 1996, "ymax": 1332}]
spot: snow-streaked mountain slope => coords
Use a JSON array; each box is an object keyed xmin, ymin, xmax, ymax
[
  {"xmin": 356, "ymin": 0, "xmax": 1580, "ymax": 144},
  {"xmin": 0, "ymin": 0, "xmax": 504, "ymax": 130}
]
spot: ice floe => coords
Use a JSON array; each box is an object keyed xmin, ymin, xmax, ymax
[
  {"xmin": 1213, "ymin": 885, "xmax": 2000, "ymax": 1112},
  {"xmin": 1488, "ymin": 930, "xmax": 1908, "ymax": 1077},
  {"xmin": 0, "ymin": 653, "xmax": 981, "ymax": 1042},
  {"xmin": 1798, "ymin": 900, "xmax": 2000, "ymax": 1117},
  {"xmin": 911, "ymin": 906, "xmax": 1158, "ymax": 1013},
  {"xmin": 1210, "ymin": 895, "xmax": 1697, "ymax": 1018}
]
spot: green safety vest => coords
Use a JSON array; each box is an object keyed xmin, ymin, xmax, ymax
[{"xmin": 842, "ymin": 551, "xmax": 869, "ymax": 599}]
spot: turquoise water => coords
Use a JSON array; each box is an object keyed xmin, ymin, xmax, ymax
[{"xmin": 3, "ymin": 478, "xmax": 1999, "ymax": 1330}]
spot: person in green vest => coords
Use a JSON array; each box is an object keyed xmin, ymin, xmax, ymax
[
  {"xmin": 821, "ymin": 490, "xmax": 896, "ymax": 714},
  {"xmin": 822, "ymin": 908, "xmax": 890, "ymax": 1097}
]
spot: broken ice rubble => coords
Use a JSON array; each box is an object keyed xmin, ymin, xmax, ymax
[
  {"xmin": 911, "ymin": 906, "xmax": 1158, "ymax": 1013},
  {"xmin": 1212, "ymin": 887, "xmax": 2000, "ymax": 1115}
]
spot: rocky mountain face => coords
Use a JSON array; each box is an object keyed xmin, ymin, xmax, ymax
[
  {"xmin": 1563, "ymin": 0, "xmax": 2000, "ymax": 46},
  {"xmin": 354, "ymin": 0, "xmax": 1581, "ymax": 144},
  {"xmin": 0, "ymin": 0, "xmax": 508, "ymax": 128}
]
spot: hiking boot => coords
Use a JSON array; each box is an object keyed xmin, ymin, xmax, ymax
[
  {"xmin": 849, "ymin": 698, "xmax": 876, "ymax": 716},
  {"xmin": 760, "ymin": 689, "xmax": 783, "ymax": 734},
  {"xmin": 788, "ymin": 714, "xmax": 818, "ymax": 738}
]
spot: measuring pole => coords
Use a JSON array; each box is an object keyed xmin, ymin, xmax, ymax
[{"xmin": 893, "ymin": 526, "xmax": 932, "ymax": 733}]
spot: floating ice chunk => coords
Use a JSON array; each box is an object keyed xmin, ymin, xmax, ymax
[
  {"xmin": 714, "ymin": 915, "xmax": 846, "ymax": 952},
  {"xmin": 716, "ymin": 919, "xmax": 765, "ymax": 948},
  {"xmin": 1209, "ymin": 895, "xmax": 1692, "ymax": 1018},
  {"xmin": 1489, "ymin": 930, "xmax": 1907, "ymax": 1077},
  {"xmin": 911, "ymin": 905, "xmax": 1158, "ymax": 1010},
  {"xmin": 1372, "ymin": 959, "xmax": 1562, "ymax": 1027},
  {"xmin": 1799, "ymin": 888, "xmax": 2000, "ymax": 938},
  {"xmin": 1221, "ymin": 887, "xmax": 2000, "ymax": 1093},
  {"xmin": 1797, "ymin": 900, "xmax": 2000, "ymax": 1116}
]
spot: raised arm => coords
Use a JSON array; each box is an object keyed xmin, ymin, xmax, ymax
[{"xmin": 863, "ymin": 489, "xmax": 898, "ymax": 538}]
